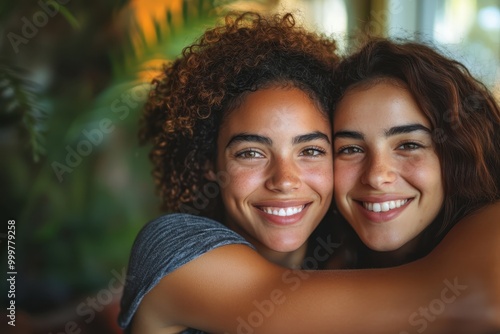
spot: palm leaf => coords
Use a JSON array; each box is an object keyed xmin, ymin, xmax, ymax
[
  {"xmin": 84, "ymin": 0, "xmax": 244, "ymax": 131},
  {"xmin": 0, "ymin": 61, "xmax": 48, "ymax": 162}
]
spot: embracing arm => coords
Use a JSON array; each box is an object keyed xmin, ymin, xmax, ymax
[
  {"xmin": 422, "ymin": 201, "xmax": 500, "ymax": 329},
  {"xmin": 133, "ymin": 202, "xmax": 500, "ymax": 334}
]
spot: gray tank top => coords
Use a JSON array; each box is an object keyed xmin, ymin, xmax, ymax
[{"xmin": 118, "ymin": 213, "xmax": 253, "ymax": 333}]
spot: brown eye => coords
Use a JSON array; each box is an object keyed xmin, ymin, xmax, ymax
[
  {"xmin": 235, "ymin": 150, "xmax": 264, "ymax": 159},
  {"xmin": 300, "ymin": 147, "xmax": 326, "ymax": 157},
  {"xmin": 338, "ymin": 146, "xmax": 363, "ymax": 155},
  {"xmin": 397, "ymin": 142, "xmax": 422, "ymax": 150}
]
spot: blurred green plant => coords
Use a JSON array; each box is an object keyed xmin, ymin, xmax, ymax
[
  {"xmin": 0, "ymin": 0, "xmax": 266, "ymax": 313},
  {"xmin": 0, "ymin": 61, "xmax": 48, "ymax": 162}
]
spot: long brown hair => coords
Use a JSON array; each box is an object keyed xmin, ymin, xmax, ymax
[{"xmin": 333, "ymin": 37, "xmax": 500, "ymax": 265}]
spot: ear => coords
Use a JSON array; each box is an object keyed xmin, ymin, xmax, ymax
[{"xmin": 204, "ymin": 160, "xmax": 217, "ymax": 181}]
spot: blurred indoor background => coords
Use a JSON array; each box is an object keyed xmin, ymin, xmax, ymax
[{"xmin": 0, "ymin": 0, "xmax": 498, "ymax": 333}]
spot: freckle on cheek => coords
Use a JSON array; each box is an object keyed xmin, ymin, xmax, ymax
[{"xmin": 404, "ymin": 156, "xmax": 425, "ymax": 172}]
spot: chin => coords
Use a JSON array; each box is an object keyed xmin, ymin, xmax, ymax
[
  {"xmin": 368, "ymin": 245, "xmax": 399, "ymax": 252},
  {"xmin": 271, "ymin": 244, "xmax": 300, "ymax": 253},
  {"xmin": 362, "ymin": 238, "xmax": 403, "ymax": 252},
  {"xmin": 268, "ymin": 239, "xmax": 304, "ymax": 253}
]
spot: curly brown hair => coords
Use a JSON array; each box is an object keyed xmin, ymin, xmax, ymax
[
  {"xmin": 332, "ymin": 37, "xmax": 500, "ymax": 267},
  {"xmin": 139, "ymin": 12, "xmax": 338, "ymax": 220}
]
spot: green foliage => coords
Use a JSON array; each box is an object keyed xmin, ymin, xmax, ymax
[
  {"xmin": 0, "ymin": 0, "xmax": 248, "ymax": 310},
  {"xmin": 0, "ymin": 61, "xmax": 47, "ymax": 162}
]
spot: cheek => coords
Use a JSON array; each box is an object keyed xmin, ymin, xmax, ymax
[
  {"xmin": 401, "ymin": 155, "xmax": 443, "ymax": 193},
  {"xmin": 221, "ymin": 164, "xmax": 265, "ymax": 201},
  {"xmin": 305, "ymin": 167, "xmax": 333, "ymax": 197},
  {"xmin": 302, "ymin": 160, "xmax": 334, "ymax": 193},
  {"xmin": 333, "ymin": 161, "xmax": 359, "ymax": 198}
]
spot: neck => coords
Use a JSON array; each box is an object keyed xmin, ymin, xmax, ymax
[
  {"xmin": 365, "ymin": 235, "xmax": 422, "ymax": 268},
  {"xmin": 224, "ymin": 217, "xmax": 308, "ymax": 269},
  {"xmin": 255, "ymin": 242, "xmax": 308, "ymax": 269}
]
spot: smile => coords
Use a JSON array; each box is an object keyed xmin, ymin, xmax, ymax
[
  {"xmin": 260, "ymin": 205, "xmax": 305, "ymax": 217},
  {"xmin": 363, "ymin": 199, "xmax": 409, "ymax": 213}
]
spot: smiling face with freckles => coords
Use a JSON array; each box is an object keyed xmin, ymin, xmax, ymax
[
  {"xmin": 333, "ymin": 80, "xmax": 444, "ymax": 252},
  {"xmin": 212, "ymin": 86, "xmax": 333, "ymax": 266}
]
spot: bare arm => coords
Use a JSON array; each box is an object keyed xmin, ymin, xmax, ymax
[{"xmin": 134, "ymin": 202, "xmax": 500, "ymax": 334}]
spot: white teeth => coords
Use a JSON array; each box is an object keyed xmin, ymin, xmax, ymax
[
  {"xmin": 262, "ymin": 205, "xmax": 304, "ymax": 217},
  {"xmin": 363, "ymin": 199, "xmax": 408, "ymax": 213}
]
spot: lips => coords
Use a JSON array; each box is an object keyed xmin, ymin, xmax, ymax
[
  {"xmin": 254, "ymin": 201, "xmax": 311, "ymax": 225},
  {"xmin": 353, "ymin": 196, "xmax": 412, "ymax": 223},
  {"xmin": 260, "ymin": 205, "xmax": 305, "ymax": 216},
  {"xmin": 362, "ymin": 199, "xmax": 409, "ymax": 212}
]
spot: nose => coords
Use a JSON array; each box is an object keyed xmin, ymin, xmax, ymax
[
  {"xmin": 361, "ymin": 152, "xmax": 397, "ymax": 188},
  {"xmin": 265, "ymin": 157, "xmax": 301, "ymax": 193}
]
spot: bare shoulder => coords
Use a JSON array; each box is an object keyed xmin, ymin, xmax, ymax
[
  {"xmin": 438, "ymin": 201, "xmax": 500, "ymax": 249},
  {"xmin": 460, "ymin": 200, "xmax": 500, "ymax": 228},
  {"xmin": 431, "ymin": 201, "xmax": 500, "ymax": 327},
  {"xmin": 131, "ymin": 244, "xmax": 280, "ymax": 333},
  {"xmin": 434, "ymin": 201, "xmax": 500, "ymax": 267}
]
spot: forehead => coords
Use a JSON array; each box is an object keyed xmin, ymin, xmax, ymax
[
  {"xmin": 334, "ymin": 81, "xmax": 430, "ymax": 130},
  {"xmin": 221, "ymin": 87, "xmax": 330, "ymax": 133}
]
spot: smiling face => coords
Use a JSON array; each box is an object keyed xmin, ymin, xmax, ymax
[
  {"xmin": 333, "ymin": 80, "xmax": 444, "ymax": 252},
  {"xmin": 214, "ymin": 86, "xmax": 333, "ymax": 264}
]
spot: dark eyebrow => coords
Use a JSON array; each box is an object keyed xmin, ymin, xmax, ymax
[
  {"xmin": 333, "ymin": 124, "xmax": 431, "ymax": 141},
  {"xmin": 385, "ymin": 124, "xmax": 431, "ymax": 136},
  {"xmin": 226, "ymin": 131, "xmax": 330, "ymax": 149},
  {"xmin": 333, "ymin": 131, "xmax": 364, "ymax": 141},
  {"xmin": 226, "ymin": 133, "xmax": 272, "ymax": 149},
  {"xmin": 293, "ymin": 131, "xmax": 331, "ymax": 144}
]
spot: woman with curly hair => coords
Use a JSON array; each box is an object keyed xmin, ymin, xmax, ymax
[
  {"xmin": 136, "ymin": 10, "xmax": 338, "ymax": 270},
  {"xmin": 119, "ymin": 12, "xmax": 500, "ymax": 334},
  {"xmin": 119, "ymin": 11, "xmax": 340, "ymax": 333}
]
